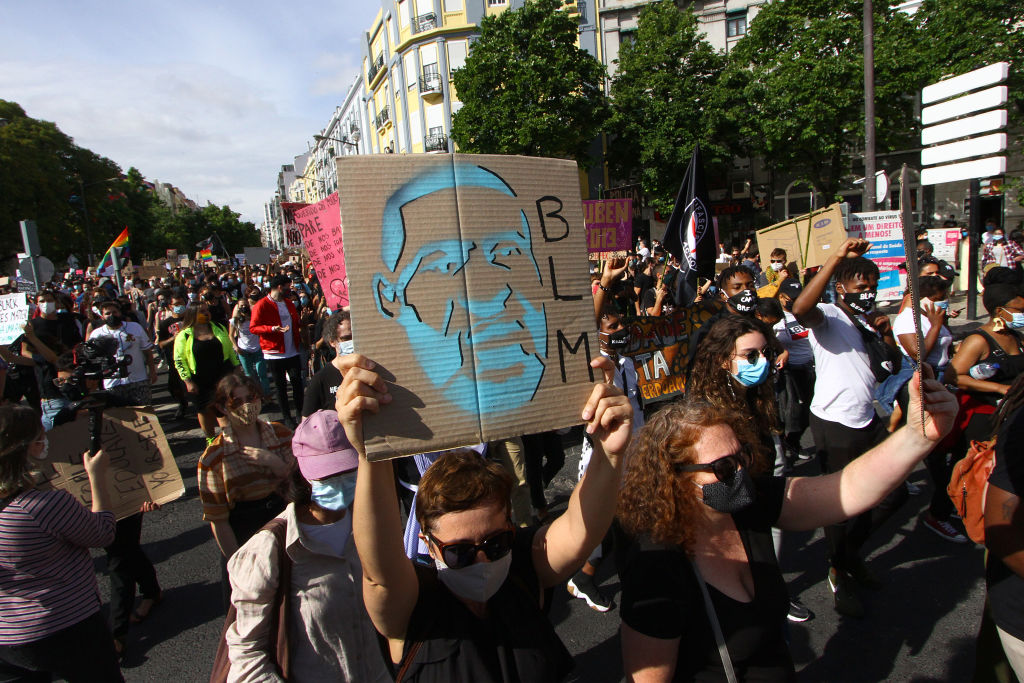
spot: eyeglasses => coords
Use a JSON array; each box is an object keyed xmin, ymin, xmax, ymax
[
  {"xmin": 732, "ymin": 347, "xmax": 767, "ymax": 366},
  {"xmin": 770, "ymin": 259, "xmax": 785, "ymax": 264},
  {"xmin": 424, "ymin": 527, "xmax": 515, "ymax": 569},
  {"xmin": 674, "ymin": 447, "xmax": 752, "ymax": 482},
  {"xmin": 226, "ymin": 394, "xmax": 258, "ymax": 409}
]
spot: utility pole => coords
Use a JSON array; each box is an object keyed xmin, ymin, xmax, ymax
[{"xmin": 863, "ymin": 0, "xmax": 876, "ymax": 211}]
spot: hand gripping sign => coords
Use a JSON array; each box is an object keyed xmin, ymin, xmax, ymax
[{"xmin": 338, "ymin": 155, "xmax": 595, "ymax": 460}]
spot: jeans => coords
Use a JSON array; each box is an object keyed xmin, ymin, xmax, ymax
[
  {"xmin": 105, "ymin": 513, "xmax": 160, "ymax": 638},
  {"xmin": 0, "ymin": 610, "xmax": 124, "ymax": 682},
  {"xmin": 238, "ymin": 349, "xmax": 270, "ymax": 395},
  {"xmin": 39, "ymin": 398, "xmax": 70, "ymax": 431},
  {"xmin": 266, "ymin": 355, "xmax": 304, "ymax": 420}
]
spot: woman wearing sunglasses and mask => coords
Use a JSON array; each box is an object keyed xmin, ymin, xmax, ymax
[
  {"xmin": 335, "ymin": 353, "xmax": 633, "ymax": 682},
  {"xmin": 615, "ymin": 369, "xmax": 958, "ymax": 682},
  {"xmin": 225, "ymin": 409, "xmax": 390, "ymax": 681}
]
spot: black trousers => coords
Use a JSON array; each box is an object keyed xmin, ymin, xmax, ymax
[
  {"xmin": 105, "ymin": 513, "xmax": 160, "ymax": 638},
  {"xmin": 0, "ymin": 611, "xmax": 124, "ymax": 683},
  {"xmin": 810, "ymin": 413, "xmax": 906, "ymax": 572},
  {"xmin": 522, "ymin": 431, "xmax": 566, "ymax": 510},
  {"xmin": 266, "ymin": 355, "xmax": 304, "ymax": 420}
]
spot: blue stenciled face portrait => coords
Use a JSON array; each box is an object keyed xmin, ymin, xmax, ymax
[{"xmin": 373, "ymin": 164, "xmax": 548, "ymax": 415}]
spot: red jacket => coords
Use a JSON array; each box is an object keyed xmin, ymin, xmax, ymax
[{"xmin": 249, "ymin": 296, "xmax": 302, "ymax": 354}]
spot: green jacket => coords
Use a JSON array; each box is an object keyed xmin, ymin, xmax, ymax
[{"xmin": 173, "ymin": 322, "xmax": 239, "ymax": 381}]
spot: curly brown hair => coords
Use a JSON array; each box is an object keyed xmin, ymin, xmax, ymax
[
  {"xmin": 687, "ymin": 314, "xmax": 779, "ymax": 438},
  {"xmin": 617, "ymin": 399, "xmax": 769, "ymax": 550}
]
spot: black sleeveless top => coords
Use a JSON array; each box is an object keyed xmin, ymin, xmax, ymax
[
  {"xmin": 971, "ymin": 329, "xmax": 1024, "ymax": 385},
  {"xmin": 399, "ymin": 526, "xmax": 574, "ymax": 682}
]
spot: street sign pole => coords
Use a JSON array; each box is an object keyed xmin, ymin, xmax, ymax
[
  {"xmin": 19, "ymin": 220, "xmax": 42, "ymax": 293},
  {"xmin": 968, "ymin": 179, "xmax": 981, "ymax": 320},
  {"xmin": 110, "ymin": 247, "xmax": 125, "ymax": 295}
]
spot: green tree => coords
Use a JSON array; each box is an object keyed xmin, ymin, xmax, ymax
[
  {"xmin": 607, "ymin": 1, "xmax": 726, "ymax": 216},
  {"xmin": 718, "ymin": 0, "xmax": 920, "ymax": 200},
  {"xmin": 450, "ymin": 0, "xmax": 609, "ymax": 162}
]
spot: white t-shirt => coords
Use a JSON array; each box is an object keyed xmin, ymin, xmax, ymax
[
  {"xmin": 807, "ymin": 304, "xmax": 879, "ymax": 429},
  {"xmin": 88, "ymin": 321, "xmax": 153, "ymax": 387},
  {"xmin": 262, "ymin": 300, "xmax": 298, "ymax": 360},
  {"xmin": 773, "ymin": 312, "xmax": 813, "ymax": 367},
  {"xmin": 892, "ymin": 306, "xmax": 952, "ymax": 369},
  {"xmin": 236, "ymin": 319, "xmax": 261, "ymax": 353}
]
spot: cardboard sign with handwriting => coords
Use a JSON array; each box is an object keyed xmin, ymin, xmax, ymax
[
  {"xmin": 338, "ymin": 155, "xmax": 595, "ymax": 460},
  {"xmin": 294, "ymin": 193, "xmax": 349, "ymax": 309},
  {"xmin": 756, "ymin": 203, "xmax": 847, "ymax": 269},
  {"xmin": 40, "ymin": 408, "xmax": 185, "ymax": 520}
]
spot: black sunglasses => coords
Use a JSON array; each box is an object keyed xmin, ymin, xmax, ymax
[
  {"xmin": 425, "ymin": 527, "xmax": 515, "ymax": 569},
  {"xmin": 674, "ymin": 446, "xmax": 752, "ymax": 482},
  {"xmin": 733, "ymin": 347, "xmax": 767, "ymax": 366}
]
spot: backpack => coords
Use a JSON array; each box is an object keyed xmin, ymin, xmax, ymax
[
  {"xmin": 209, "ymin": 517, "xmax": 291, "ymax": 683},
  {"xmin": 947, "ymin": 438, "xmax": 997, "ymax": 544}
]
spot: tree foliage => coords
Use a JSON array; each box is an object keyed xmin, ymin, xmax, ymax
[
  {"xmin": 450, "ymin": 0, "xmax": 609, "ymax": 162},
  {"xmin": 607, "ymin": 1, "xmax": 726, "ymax": 215},
  {"xmin": 0, "ymin": 100, "xmax": 258, "ymax": 268}
]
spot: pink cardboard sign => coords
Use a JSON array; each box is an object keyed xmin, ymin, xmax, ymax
[
  {"xmin": 294, "ymin": 193, "xmax": 349, "ymax": 308},
  {"xmin": 583, "ymin": 199, "xmax": 632, "ymax": 256}
]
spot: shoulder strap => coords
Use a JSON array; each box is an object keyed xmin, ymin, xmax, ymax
[
  {"xmin": 688, "ymin": 557, "xmax": 738, "ymax": 683},
  {"xmin": 263, "ymin": 517, "xmax": 292, "ymax": 679},
  {"xmin": 395, "ymin": 640, "xmax": 423, "ymax": 683}
]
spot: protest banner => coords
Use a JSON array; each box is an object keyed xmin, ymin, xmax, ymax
[
  {"xmin": 234, "ymin": 253, "xmax": 247, "ymax": 265},
  {"xmin": 294, "ymin": 193, "xmax": 349, "ymax": 309},
  {"xmin": 624, "ymin": 306, "xmax": 717, "ymax": 403},
  {"xmin": 166, "ymin": 248, "xmax": 178, "ymax": 262},
  {"xmin": 41, "ymin": 408, "xmax": 185, "ymax": 521},
  {"xmin": 138, "ymin": 265, "xmax": 163, "ymax": 279},
  {"xmin": 338, "ymin": 154, "xmax": 596, "ymax": 460},
  {"xmin": 927, "ymin": 227, "xmax": 961, "ymax": 264},
  {"xmin": 847, "ymin": 210, "xmax": 906, "ymax": 301},
  {"xmin": 756, "ymin": 203, "xmax": 847, "ymax": 270},
  {"xmin": 0, "ymin": 277, "xmax": 9, "ymax": 287},
  {"xmin": 583, "ymin": 198, "xmax": 632, "ymax": 260},
  {"xmin": 178, "ymin": 256, "xmax": 190, "ymax": 268},
  {"xmin": 0, "ymin": 293, "xmax": 29, "ymax": 344},
  {"xmin": 243, "ymin": 247, "xmax": 271, "ymax": 265}
]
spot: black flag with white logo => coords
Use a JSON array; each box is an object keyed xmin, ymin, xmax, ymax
[{"xmin": 663, "ymin": 143, "xmax": 715, "ymax": 307}]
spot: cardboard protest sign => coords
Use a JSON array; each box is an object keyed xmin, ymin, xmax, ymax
[
  {"xmin": 624, "ymin": 306, "xmax": 717, "ymax": 403},
  {"xmin": 338, "ymin": 154, "xmax": 595, "ymax": 460},
  {"xmin": 294, "ymin": 193, "xmax": 349, "ymax": 309},
  {"xmin": 235, "ymin": 253, "xmax": 247, "ymax": 265},
  {"xmin": 756, "ymin": 203, "xmax": 847, "ymax": 269},
  {"xmin": 583, "ymin": 199, "xmax": 632, "ymax": 260},
  {"xmin": 166, "ymin": 249, "xmax": 178, "ymax": 262},
  {"xmin": 40, "ymin": 408, "xmax": 185, "ymax": 520},
  {"xmin": 847, "ymin": 210, "xmax": 907, "ymax": 301},
  {"xmin": 0, "ymin": 293, "xmax": 29, "ymax": 344},
  {"xmin": 244, "ymin": 247, "xmax": 271, "ymax": 265},
  {"xmin": 138, "ymin": 265, "xmax": 163, "ymax": 278},
  {"xmin": 179, "ymin": 256, "xmax": 190, "ymax": 268}
]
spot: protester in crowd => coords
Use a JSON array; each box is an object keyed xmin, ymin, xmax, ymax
[
  {"xmin": 339, "ymin": 352, "xmax": 632, "ymax": 680},
  {"xmin": 767, "ymin": 280, "xmax": 815, "ymax": 464},
  {"xmin": 0, "ymin": 325, "xmax": 64, "ymax": 429},
  {"xmin": 983, "ymin": 373, "xmax": 1024, "ymax": 680},
  {"xmin": 156, "ymin": 290, "xmax": 190, "ymax": 421},
  {"xmin": 30, "ymin": 290, "xmax": 82, "ymax": 349},
  {"xmin": 615, "ymin": 372, "xmax": 956, "ymax": 681},
  {"xmin": 949, "ymin": 284, "xmax": 1024, "ymax": 445},
  {"xmin": 230, "ymin": 289, "xmax": 271, "ymax": 396},
  {"xmin": 198, "ymin": 374, "xmax": 296, "ymax": 606},
  {"xmin": 225, "ymin": 409, "xmax": 391, "ymax": 682},
  {"xmin": 792, "ymin": 238, "xmax": 904, "ymax": 618},
  {"xmin": 983, "ymin": 227, "xmax": 1024, "ymax": 269},
  {"xmin": 204, "ymin": 284, "xmax": 232, "ymax": 328},
  {"xmin": 88, "ymin": 298, "xmax": 159, "ymax": 406},
  {"xmin": 685, "ymin": 264, "xmax": 761, "ymax": 374},
  {"xmin": 250, "ymin": 275, "xmax": 305, "ymax": 428},
  {"xmin": 302, "ymin": 310, "xmax": 353, "ymax": 418},
  {"xmin": 173, "ymin": 302, "xmax": 240, "ymax": 443},
  {"xmin": 765, "ymin": 248, "xmax": 789, "ymax": 287},
  {"xmin": 0, "ymin": 404, "xmax": 123, "ymax": 682}
]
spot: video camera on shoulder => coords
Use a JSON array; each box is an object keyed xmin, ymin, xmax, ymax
[{"xmin": 57, "ymin": 337, "xmax": 132, "ymax": 401}]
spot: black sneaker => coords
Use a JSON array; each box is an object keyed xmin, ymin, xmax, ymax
[
  {"xmin": 173, "ymin": 404, "xmax": 186, "ymax": 421},
  {"xmin": 567, "ymin": 571, "xmax": 611, "ymax": 612},
  {"xmin": 787, "ymin": 599, "xmax": 813, "ymax": 622},
  {"xmin": 847, "ymin": 559, "xmax": 883, "ymax": 590},
  {"xmin": 827, "ymin": 566, "xmax": 864, "ymax": 618}
]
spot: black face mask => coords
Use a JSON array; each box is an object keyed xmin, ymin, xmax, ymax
[
  {"xmin": 840, "ymin": 288, "xmax": 876, "ymax": 315},
  {"xmin": 700, "ymin": 469, "xmax": 755, "ymax": 513},
  {"xmin": 726, "ymin": 289, "xmax": 758, "ymax": 315},
  {"xmin": 782, "ymin": 297, "xmax": 794, "ymax": 312},
  {"xmin": 602, "ymin": 328, "xmax": 631, "ymax": 351},
  {"xmin": 103, "ymin": 314, "xmax": 122, "ymax": 328}
]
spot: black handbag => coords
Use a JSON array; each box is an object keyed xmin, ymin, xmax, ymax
[{"xmin": 841, "ymin": 308, "xmax": 902, "ymax": 383}]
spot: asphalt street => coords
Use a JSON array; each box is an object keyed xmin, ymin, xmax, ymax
[{"xmin": 85, "ymin": 293, "xmax": 989, "ymax": 682}]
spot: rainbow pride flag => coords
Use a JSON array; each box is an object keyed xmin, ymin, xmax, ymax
[
  {"xmin": 96, "ymin": 228, "xmax": 130, "ymax": 276},
  {"xmin": 200, "ymin": 249, "xmax": 214, "ymax": 263}
]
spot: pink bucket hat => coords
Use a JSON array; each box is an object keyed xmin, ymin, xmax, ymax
[{"xmin": 290, "ymin": 410, "xmax": 359, "ymax": 481}]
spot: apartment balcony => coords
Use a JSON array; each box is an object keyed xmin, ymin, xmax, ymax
[
  {"xmin": 425, "ymin": 133, "xmax": 448, "ymax": 153},
  {"xmin": 368, "ymin": 54, "xmax": 385, "ymax": 83},
  {"xmin": 420, "ymin": 70, "xmax": 443, "ymax": 98},
  {"xmin": 374, "ymin": 106, "xmax": 391, "ymax": 131},
  {"xmin": 413, "ymin": 12, "xmax": 437, "ymax": 33}
]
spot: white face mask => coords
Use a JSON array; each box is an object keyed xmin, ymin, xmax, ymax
[
  {"xmin": 434, "ymin": 552, "xmax": 512, "ymax": 603},
  {"xmin": 337, "ymin": 339, "xmax": 354, "ymax": 356},
  {"xmin": 39, "ymin": 301, "xmax": 56, "ymax": 315},
  {"xmin": 770, "ymin": 262, "xmax": 783, "ymax": 272}
]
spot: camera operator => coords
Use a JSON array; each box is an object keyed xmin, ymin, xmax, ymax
[{"xmin": 87, "ymin": 299, "xmax": 158, "ymax": 407}]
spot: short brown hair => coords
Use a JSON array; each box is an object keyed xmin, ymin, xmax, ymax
[
  {"xmin": 416, "ymin": 450, "xmax": 513, "ymax": 534},
  {"xmin": 0, "ymin": 405, "xmax": 43, "ymax": 497},
  {"xmin": 617, "ymin": 400, "xmax": 765, "ymax": 549},
  {"xmin": 770, "ymin": 248, "xmax": 787, "ymax": 260},
  {"xmin": 214, "ymin": 373, "xmax": 264, "ymax": 413}
]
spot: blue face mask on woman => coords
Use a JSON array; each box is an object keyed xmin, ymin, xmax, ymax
[
  {"xmin": 1002, "ymin": 308, "xmax": 1024, "ymax": 329},
  {"xmin": 310, "ymin": 471, "xmax": 358, "ymax": 511},
  {"xmin": 732, "ymin": 355, "xmax": 769, "ymax": 386}
]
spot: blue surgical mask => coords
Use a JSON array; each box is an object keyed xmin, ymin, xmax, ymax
[
  {"xmin": 337, "ymin": 339, "xmax": 354, "ymax": 355},
  {"xmin": 1003, "ymin": 309, "xmax": 1024, "ymax": 329},
  {"xmin": 310, "ymin": 472, "xmax": 357, "ymax": 511},
  {"xmin": 172, "ymin": 305, "xmax": 186, "ymax": 315},
  {"xmin": 732, "ymin": 355, "xmax": 769, "ymax": 386},
  {"xmin": 931, "ymin": 299, "xmax": 949, "ymax": 312}
]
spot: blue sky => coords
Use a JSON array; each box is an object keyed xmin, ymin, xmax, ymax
[{"xmin": 0, "ymin": 0, "xmax": 382, "ymax": 224}]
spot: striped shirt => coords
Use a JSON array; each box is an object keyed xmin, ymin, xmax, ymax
[
  {"xmin": 198, "ymin": 421, "xmax": 295, "ymax": 522},
  {"xmin": 0, "ymin": 488, "xmax": 115, "ymax": 645}
]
